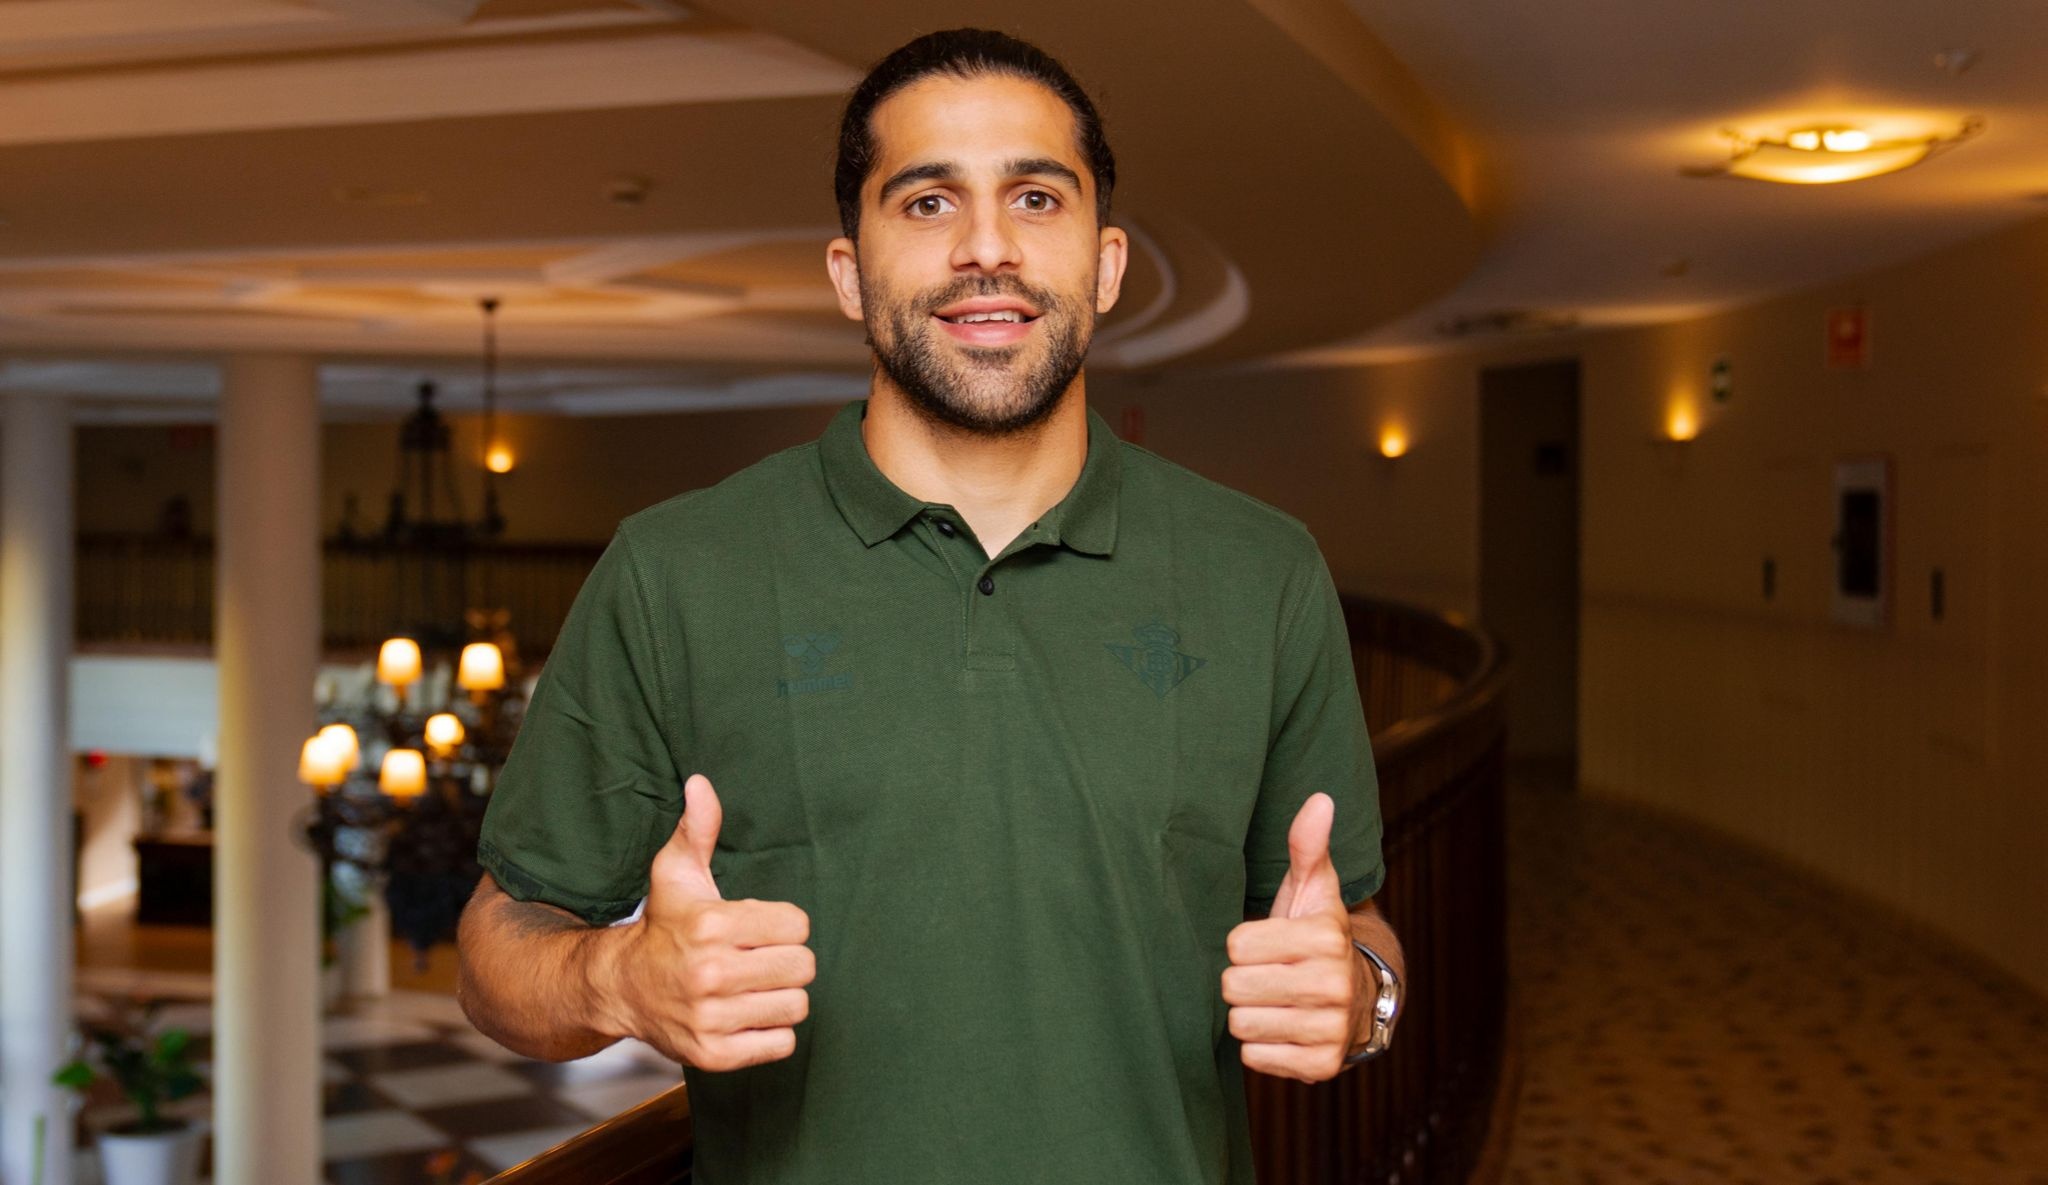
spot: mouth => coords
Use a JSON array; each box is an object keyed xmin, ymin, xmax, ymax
[{"xmin": 932, "ymin": 299, "xmax": 1041, "ymax": 347}]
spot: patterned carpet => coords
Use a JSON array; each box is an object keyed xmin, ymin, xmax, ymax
[{"xmin": 1503, "ymin": 781, "xmax": 2048, "ymax": 1185}]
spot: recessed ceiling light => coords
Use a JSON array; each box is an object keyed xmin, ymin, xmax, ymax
[
  {"xmin": 1436, "ymin": 309, "xmax": 1579, "ymax": 339},
  {"xmin": 606, "ymin": 176, "xmax": 653, "ymax": 207},
  {"xmin": 1683, "ymin": 118, "xmax": 1981, "ymax": 185},
  {"xmin": 1933, "ymin": 48, "xmax": 1980, "ymax": 77}
]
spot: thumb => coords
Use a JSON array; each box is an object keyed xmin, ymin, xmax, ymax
[
  {"xmin": 1271, "ymin": 792, "xmax": 1343, "ymax": 920},
  {"xmin": 651, "ymin": 773, "xmax": 723, "ymax": 903}
]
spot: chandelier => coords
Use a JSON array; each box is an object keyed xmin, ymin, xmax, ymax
[{"xmin": 297, "ymin": 297, "xmax": 528, "ymax": 960}]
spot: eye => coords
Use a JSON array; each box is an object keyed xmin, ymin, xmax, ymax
[
  {"xmin": 909, "ymin": 193, "xmax": 955, "ymax": 217},
  {"xmin": 1015, "ymin": 190, "xmax": 1059, "ymax": 213}
]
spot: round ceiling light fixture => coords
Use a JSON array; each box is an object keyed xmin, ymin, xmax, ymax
[{"xmin": 1682, "ymin": 117, "xmax": 1982, "ymax": 185}]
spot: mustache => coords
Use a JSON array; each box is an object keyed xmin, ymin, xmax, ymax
[{"xmin": 914, "ymin": 274, "xmax": 1066, "ymax": 316}]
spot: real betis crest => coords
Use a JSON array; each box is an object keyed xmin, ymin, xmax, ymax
[{"xmin": 1106, "ymin": 622, "xmax": 1206, "ymax": 699}]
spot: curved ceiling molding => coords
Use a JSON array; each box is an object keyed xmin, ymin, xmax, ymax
[
  {"xmin": 0, "ymin": 0, "xmax": 1482, "ymax": 380},
  {"xmin": 1092, "ymin": 218, "xmax": 1252, "ymax": 370},
  {"xmin": 1091, "ymin": 219, "xmax": 1179, "ymax": 349}
]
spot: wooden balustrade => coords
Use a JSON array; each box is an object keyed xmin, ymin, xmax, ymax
[
  {"xmin": 482, "ymin": 595, "xmax": 1512, "ymax": 1185},
  {"xmin": 75, "ymin": 533, "xmax": 604, "ymax": 659}
]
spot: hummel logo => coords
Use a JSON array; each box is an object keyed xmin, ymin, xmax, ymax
[
  {"xmin": 779, "ymin": 630, "xmax": 852, "ymax": 698},
  {"xmin": 1106, "ymin": 622, "xmax": 1205, "ymax": 699}
]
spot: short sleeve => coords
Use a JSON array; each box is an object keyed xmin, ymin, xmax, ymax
[
  {"xmin": 1242, "ymin": 542, "xmax": 1385, "ymax": 916},
  {"xmin": 477, "ymin": 526, "xmax": 684, "ymax": 926}
]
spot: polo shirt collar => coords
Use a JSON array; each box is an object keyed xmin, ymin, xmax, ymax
[
  {"xmin": 820, "ymin": 400, "xmax": 924, "ymax": 547},
  {"xmin": 820, "ymin": 398, "xmax": 1122, "ymax": 556}
]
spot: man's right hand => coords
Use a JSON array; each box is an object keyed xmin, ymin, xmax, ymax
[{"xmin": 596, "ymin": 772, "xmax": 814, "ymax": 1072}]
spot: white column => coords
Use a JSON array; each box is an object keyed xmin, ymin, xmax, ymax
[
  {"xmin": 0, "ymin": 394, "xmax": 75, "ymax": 1185},
  {"xmin": 213, "ymin": 355, "xmax": 322, "ymax": 1185}
]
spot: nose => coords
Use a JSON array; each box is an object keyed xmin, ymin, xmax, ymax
[{"xmin": 949, "ymin": 195, "xmax": 1022, "ymax": 274}]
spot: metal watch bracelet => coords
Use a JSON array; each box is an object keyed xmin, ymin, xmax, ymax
[{"xmin": 1342, "ymin": 938, "xmax": 1401, "ymax": 1065}]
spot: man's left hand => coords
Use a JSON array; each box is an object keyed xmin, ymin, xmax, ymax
[{"xmin": 1222, "ymin": 792, "xmax": 1368, "ymax": 1083}]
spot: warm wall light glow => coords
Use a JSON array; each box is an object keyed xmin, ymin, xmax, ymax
[
  {"xmin": 317, "ymin": 723, "xmax": 361, "ymax": 773},
  {"xmin": 1666, "ymin": 407, "xmax": 1700, "ymax": 442},
  {"xmin": 1378, "ymin": 427, "xmax": 1410, "ymax": 459},
  {"xmin": 424, "ymin": 712, "xmax": 466, "ymax": 754},
  {"xmin": 458, "ymin": 642, "xmax": 506, "ymax": 692},
  {"xmin": 484, "ymin": 442, "xmax": 516, "ymax": 474},
  {"xmin": 377, "ymin": 637, "xmax": 422, "ymax": 687},
  {"xmin": 380, "ymin": 748, "xmax": 427, "ymax": 797},
  {"xmin": 1687, "ymin": 119, "xmax": 1980, "ymax": 185}
]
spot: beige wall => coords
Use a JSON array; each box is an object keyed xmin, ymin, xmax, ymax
[
  {"xmin": 1568, "ymin": 215, "xmax": 2048, "ymax": 997},
  {"xmin": 1090, "ymin": 362, "xmax": 1480, "ymax": 614}
]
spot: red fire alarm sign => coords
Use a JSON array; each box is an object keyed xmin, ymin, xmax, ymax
[{"xmin": 1826, "ymin": 306, "xmax": 1870, "ymax": 370}]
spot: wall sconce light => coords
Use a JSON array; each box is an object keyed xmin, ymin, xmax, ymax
[
  {"xmin": 484, "ymin": 442, "xmax": 516, "ymax": 475},
  {"xmin": 1376, "ymin": 427, "xmax": 1410, "ymax": 460},
  {"xmin": 1683, "ymin": 117, "xmax": 1981, "ymax": 185},
  {"xmin": 1661, "ymin": 407, "xmax": 1700, "ymax": 443}
]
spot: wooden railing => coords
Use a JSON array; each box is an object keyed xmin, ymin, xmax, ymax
[
  {"xmin": 484, "ymin": 595, "xmax": 1512, "ymax": 1185},
  {"xmin": 75, "ymin": 533, "xmax": 604, "ymax": 658}
]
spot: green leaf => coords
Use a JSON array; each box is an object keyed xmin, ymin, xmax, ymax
[
  {"xmin": 52, "ymin": 1061, "xmax": 95, "ymax": 1091},
  {"xmin": 153, "ymin": 1028, "xmax": 191, "ymax": 1063}
]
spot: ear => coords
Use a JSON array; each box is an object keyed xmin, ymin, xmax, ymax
[
  {"xmin": 1094, "ymin": 224, "xmax": 1130, "ymax": 316},
  {"xmin": 825, "ymin": 236, "xmax": 864, "ymax": 322}
]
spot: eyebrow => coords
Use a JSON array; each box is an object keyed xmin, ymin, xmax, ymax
[{"xmin": 875, "ymin": 156, "xmax": 1086, "ymax": 205}]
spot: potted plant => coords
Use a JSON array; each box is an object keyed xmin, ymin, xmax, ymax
[{"xmin": 53, "ymin": 998, "xmax": 206, "ymax": 1185}]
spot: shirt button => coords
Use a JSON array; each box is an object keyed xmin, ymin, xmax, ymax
[
  {"xmin": 935, "ymin": 518, "xmax": 956, "ymax": 537},
  {"xmin": 977, "ymin": 575, "xmax": 996, "ymax": 596}
]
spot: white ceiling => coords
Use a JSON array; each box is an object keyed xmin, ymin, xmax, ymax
[{"xmin": 1294, "ymin": 0, "xmax": 2048, "ymax": 362}]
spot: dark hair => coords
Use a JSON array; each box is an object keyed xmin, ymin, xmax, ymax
[{"xmin": 834, "ymin": 28, "xmax": 1115, "ymax": 241}]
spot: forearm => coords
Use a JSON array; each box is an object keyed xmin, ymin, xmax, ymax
[{"xmin": 454, "ymin": 874, "xmax": 632, "ymax": 1062}]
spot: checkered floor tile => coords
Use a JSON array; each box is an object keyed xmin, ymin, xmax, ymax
[{"xmin": 68, "ymin": 991, "xmax": 687, "ymax": 1185}]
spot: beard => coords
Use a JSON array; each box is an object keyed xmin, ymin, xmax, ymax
[{"xmin": 861, "ymin": 268, "xmax": 1092, "ymax": 437}]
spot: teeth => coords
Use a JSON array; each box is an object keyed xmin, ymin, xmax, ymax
[{"xmin": 949, "ymin": 310, "xmax": 1025, "ymax": 323}]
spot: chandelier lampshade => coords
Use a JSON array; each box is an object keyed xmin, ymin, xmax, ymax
[
  {"xmin": 377, "ymin": 637, "xmax": 424, "ymax": 687},
  {"xmin": 457, "ymin": 642, "xmax": 506, "ymax": 692},
  {"xmin": 424, "ymin": 712, "xmax": 467, "ymax": 755},
  {"xmin": 298, "ymin": 734, "xmax": 349, "ymax": 788},
  {"xmin": 317, "ymin": 722, "xmax": 362, "ymax": 773},
  {"xmin": 379, "ymin": 748, "xmax": 428, "ymax": 798}
]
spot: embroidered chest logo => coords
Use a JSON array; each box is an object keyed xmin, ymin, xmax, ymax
[
  {"xmin": 1106, "ymin": 622, "xmax": 1206, "ymax": 699},
  {"xmin": 779, "ymin": 630, "xmax": 853, "ymax": 698}
]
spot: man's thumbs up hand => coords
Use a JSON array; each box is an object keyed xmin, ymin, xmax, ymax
[
  {"xmin": 599, "ymin": 774, "xmax": 815, "ymax": 1073},
  {"xmin": 1221, "ymin": 792, "xmax": 1367, "ymax": 1083},
  {"xmin": 649, "ymin": 772, "xmax": 725, "ymax": 905}
]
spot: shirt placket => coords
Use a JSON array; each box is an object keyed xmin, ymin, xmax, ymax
[{"xmin": 920, "ymin": 507, "xmax": 1055, "ymax": 674}]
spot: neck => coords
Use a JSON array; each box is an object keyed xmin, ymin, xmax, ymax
[{"xmin": 860, "ymin": 375, "xmax": 1089, "ymax": 558}]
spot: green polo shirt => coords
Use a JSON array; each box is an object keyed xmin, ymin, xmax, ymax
[{"xmin": 478, "ymin": 397, "xmax": 1384, "ymax": 1184}]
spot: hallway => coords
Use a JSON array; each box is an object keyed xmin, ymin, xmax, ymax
[{"xmin": 1502, "ymin": 781, "xmax": 2048, "ymax": 1184}]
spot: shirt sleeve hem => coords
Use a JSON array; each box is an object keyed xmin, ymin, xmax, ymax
[
  {"xmin": 1241, "ymin": 865, "xmax": 1385, "ymax": 917},
  {"xmin": 477, "ymin": 836, "xmax": 643, "ymax": 928}
]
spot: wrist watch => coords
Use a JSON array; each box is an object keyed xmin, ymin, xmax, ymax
[{"xmin": 1341, "ymin": 939, "xmax": 1402, "ymax": 1066}]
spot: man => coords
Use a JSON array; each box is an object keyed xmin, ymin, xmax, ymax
[{"xmin": 457, "ymin": 28, "xmax": 1404, "ymax": 1183}]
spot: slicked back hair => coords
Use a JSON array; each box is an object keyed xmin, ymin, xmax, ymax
[{"xmin": 834, "ymin": 28, "xmax": 1115, "ymax": 241}]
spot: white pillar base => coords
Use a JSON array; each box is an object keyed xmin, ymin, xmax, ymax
[{"xmin": 340, "ymin": 896, "xmax": 393, "ymax": 1001}]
